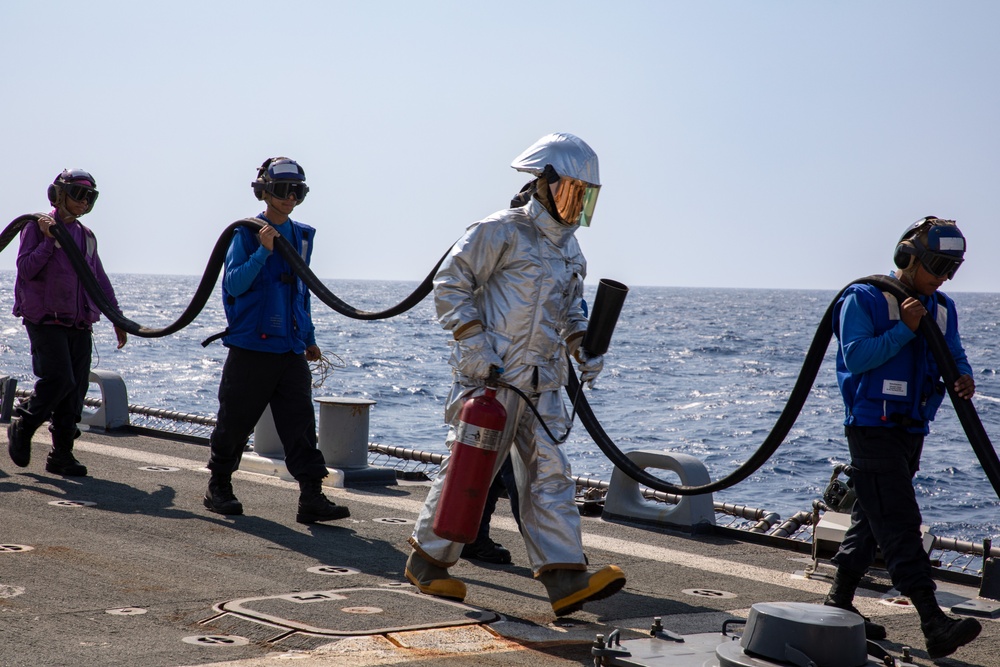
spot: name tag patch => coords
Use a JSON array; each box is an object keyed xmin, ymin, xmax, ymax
[{"xmin": 883, "ymin": 379, "xmax": 908, "ymax": 397}]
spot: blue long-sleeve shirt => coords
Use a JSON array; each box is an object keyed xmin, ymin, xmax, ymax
[
  {"xmin": 224, "ymin": 217, "xmax": 297, "ymax": 297},
  {"xmin": 838, "ymin": 285, "xmax": 972, "ymax": 378}
]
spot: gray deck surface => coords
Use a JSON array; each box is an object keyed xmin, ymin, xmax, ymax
[{"xmin": 1, "ymin": 428, "xmax": 996, "ymax": 667}]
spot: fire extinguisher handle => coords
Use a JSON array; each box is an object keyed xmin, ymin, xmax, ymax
[{"xmin": 487, "ymin": 365, "xmax": 504, "ymax": 387}]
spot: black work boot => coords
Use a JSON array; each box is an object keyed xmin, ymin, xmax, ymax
[
  {"xmin": 296, "ymin": 478, "xmax": 350, "ymax": 524},
  {"xmin": 45, "ymin": 449, "xmax": 88, "ymax": 476},
  {"xmin": 910, "ymin": 588, "xmax": 982, "ymax": 659},
  {"xmin": 461, "ymin": 536, "xmax": 512, "ymax": 564},
  {"xmin": 45, "ymin": 430, "xmax": 87, "ymax": 476},
  {"xmin": 204, "ymin": 474, "xmax": 243, "ymax": 515},
  {"xmin": 823, "ymin": 567, "xmax": 887, "ymax": 640},
  {"xmin": 7, "ymin": 416, "xmax": 35, "ymax": 467}
]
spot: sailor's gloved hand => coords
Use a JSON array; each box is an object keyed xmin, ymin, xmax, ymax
[
  {"xmin": 456, "ymin": 331, "xmax": 504, "ymax": 380},
  {"xmin": 576, "ymin": 349, "xmax": 604, "ymax": 386}
]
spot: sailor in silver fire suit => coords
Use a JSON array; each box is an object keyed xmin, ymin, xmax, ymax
[{"xmin": 406, "ymin": 133, "xmax": 626, "ymax": 616}]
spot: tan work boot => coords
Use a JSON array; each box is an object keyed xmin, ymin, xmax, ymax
[
  {"xmin": 539, "ymin": 565, "xmax": 626, "ymax": 616},
  {"xmin": 405, "ymin": 550, "xmax": 467, "ymax": 601}
]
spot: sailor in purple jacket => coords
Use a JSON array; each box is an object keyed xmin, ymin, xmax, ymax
[{"xmin": 7, "ymin": 169, "xmax": 127, "ymax": 476}]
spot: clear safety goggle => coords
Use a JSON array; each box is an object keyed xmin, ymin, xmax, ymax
[
  {"xmin": 264, "ymin": 180, "xmax": 309, "ymax": 201},
  {"xmin": 552, "ymin": 177, "xmax": 600, "ymax": 227}
]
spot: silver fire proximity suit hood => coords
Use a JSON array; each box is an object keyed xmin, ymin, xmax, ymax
[{"xmin": 511, "ymin": 132, "xmax": 601, "ymax": 187}]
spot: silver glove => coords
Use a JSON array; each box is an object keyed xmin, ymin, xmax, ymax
[
  {"xmin": 456, "ymin": 331, "xmax": 504, "ymax": 380},
  {"xmin": 577, "ymin": 350, "xmax": 604, "ymax": 386}
]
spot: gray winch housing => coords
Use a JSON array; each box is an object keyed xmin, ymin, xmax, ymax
[{"xmin": 596, "ymin": 602, "xmax": 892, "ymax": 667}]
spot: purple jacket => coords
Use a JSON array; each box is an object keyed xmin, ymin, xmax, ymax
[{"xmin": 12, "ymin": 209, "xmax": 119, "ymax": 328}]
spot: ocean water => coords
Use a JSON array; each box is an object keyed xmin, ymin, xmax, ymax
[{"xmin": 1, "ymin": 272, "xmax": 998, "ymax": 544}]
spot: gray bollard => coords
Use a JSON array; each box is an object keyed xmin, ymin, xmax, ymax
[
  {"xmin": 252, "ymin": 405, "xmax": 283, "ymax": 458},
  {"xmin": 602, "ymin": 449, "xmax": 716, "ymax": 531},
  {"xmin": 80, "ymin": 370, "xmax": 130, "ymax": 430},
  {"xmin": 315, "ymin": 397, "xmax": 396, "ymax": 486}
]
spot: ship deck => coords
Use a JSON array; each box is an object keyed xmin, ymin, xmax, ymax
[{"xmin": 1, "ymin": 428, "xmax": 996, "ymax": 667}]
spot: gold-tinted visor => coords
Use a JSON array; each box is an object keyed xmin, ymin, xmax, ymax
[{"xmin": 553, "ymin": 177, "xmax": 600, "ymax": 227}]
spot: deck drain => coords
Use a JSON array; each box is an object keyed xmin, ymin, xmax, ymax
[
  {"xmin": 342, "ymin": 606, "xmax": 383, "ymax": 614},
  {"xmin": 139, "ymin": 465, "xmax": 179, "ymax": 472},
  {"xmin": 373, "ymin": 517, "xmax": 414, "ymax": 525},
  {"xmin": 881, "ymin": 596, "xmax": 913, "ymax": 607},
  {"xmin": 307, "ymin": 565, "xmax": 360, "ymax": 576},
  {"xmin": 48, "ymin": 500, "xmax": 96, "ymax": 508},
  {"xmin": 682, "ymin": 588, "xmax": 737, "ymax": 599},
  {"xmin": 107, "ymin": 607, "xmax": 148, "ymax": 615},
  {"xmin": 183, "ymin": 634, "xmax": 250, "ymax": 647},
  {"xmin": 0, "ymin": 544, "xmax": 34, "ymax": 553}
]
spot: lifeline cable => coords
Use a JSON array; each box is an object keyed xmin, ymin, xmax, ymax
[
  {"xmin": 571, "ymin": 274, "xmax": 1000, "ymax": 500},
  {"xmin": 0, "ymin": 214, "xmax": 447, "ymax": 337}
]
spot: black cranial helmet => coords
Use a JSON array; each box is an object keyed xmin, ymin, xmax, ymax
[
  {"xmin": 47, "ymin": 169, "xmax": 99, "ymax": 214},
  {"xmin": 251, "ymin": 157, "xmax": 309, "ymax": 202}
]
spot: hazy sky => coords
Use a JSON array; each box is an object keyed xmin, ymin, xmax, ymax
[{"xmin": 2, "ymin": 2, "xmax": 997, "ymax": 293}]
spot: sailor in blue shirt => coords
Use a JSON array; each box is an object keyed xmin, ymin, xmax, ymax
[
  {"xmin": 825, "ymin": 217, "xmax": 980, "ymax": 659},
  {"xmin": 203, "ymin": 157, "xmax": 350, "ymax": 525}
]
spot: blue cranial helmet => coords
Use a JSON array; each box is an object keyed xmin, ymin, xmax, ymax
[
  {"xmin": 893, "ymin": 216, "xmax": 966, "ymax": 279},
  {"xmin": 252, "ymin": 157, "xmax": 309, "ymax": 202}
]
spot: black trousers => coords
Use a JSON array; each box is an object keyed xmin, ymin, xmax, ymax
[
  {"xmin": 19, "ymin": 322, "xmax": 93, "ymax": 438},
  {"xmin": 207, "ymin": 346, "xmax": 327, "ymax": 481},
  {"xmin": 832, "ymin": 425, "xmax": 935, "ymax": 596}
]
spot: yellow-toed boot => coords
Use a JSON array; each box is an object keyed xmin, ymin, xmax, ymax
[
  {"xmin": 539, "ymin": 565, "xmax": 626, "ymax": 616},
  {"xmin": 405, "ymin": 550, "xmax": 467, "ymax": 601}
]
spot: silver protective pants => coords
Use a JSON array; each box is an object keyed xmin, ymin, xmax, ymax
[{"xmin": 410, "ymin": 385, "xmax": 585, "ymax": 574}]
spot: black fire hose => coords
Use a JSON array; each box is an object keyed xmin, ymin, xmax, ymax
[
  {"xmin": 264, "ymin": 222, "xmax": 447, "ymax": 321},
  {"xmin": 0, "ymin": 214, "xmax": 445, "ymax": 337},
  {"xmin": 6, "ymin": 212, "xmax": 996, "ymax": 500},
  {"xmin": 571, "ymin": 274, "xmax": 1000, "ymax": 501}
]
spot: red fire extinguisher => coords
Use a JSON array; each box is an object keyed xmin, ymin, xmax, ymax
[{"xmin": 433, "ymin": 370, "xmax": 507, "ymax": 543}]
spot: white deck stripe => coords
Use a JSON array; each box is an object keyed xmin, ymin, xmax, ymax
[{"xmin": 75, "ymin": 439, "xmax": 910, "ymax": 619}]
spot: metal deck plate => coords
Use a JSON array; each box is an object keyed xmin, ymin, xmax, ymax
[{"xmin": 217, "ymin": 587, "xmax": 498, "ymax": 636}]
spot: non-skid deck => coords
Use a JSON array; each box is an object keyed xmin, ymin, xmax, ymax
[{"xmin": 1, "ymin": 428, "xmax": 995, "ymax": 667}]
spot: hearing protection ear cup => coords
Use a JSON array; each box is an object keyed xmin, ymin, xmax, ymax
[
  {"xmin": 47, "ymin": 184, "xmax": 58, "ymax": 205},
  {"xmin": 894, "ymin": 241, "xmax": 917, "ymax": 270},
  {"xmin": 251, "ymin": 158, "xmax": 273, "ymax": 200}
]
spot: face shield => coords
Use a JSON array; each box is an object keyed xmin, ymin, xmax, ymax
[{"xmin": 552, "ymin": 176, "xmax": 600, "ymax": 227}]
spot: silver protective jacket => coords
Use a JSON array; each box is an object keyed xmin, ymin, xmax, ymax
[
  {"xmin": 410, "ymin": 197, "xmax": 591, "ymax": 573},
  {"xmin": 434, "ymin": 197, "xmax": 589, "ymax": 392}
]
